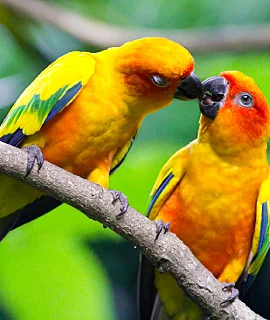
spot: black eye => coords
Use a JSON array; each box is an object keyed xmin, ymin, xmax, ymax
[
  {"xmin": 238, "ymin": 93, "xmax": 253, "ymax": 107},
  {"xmin": 150, "ymin": 75, "xmax": 169, "ymax": 87}
]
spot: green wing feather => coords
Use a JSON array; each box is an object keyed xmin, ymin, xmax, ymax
[
  {"xmin": 0, "ymin": 51, "xmax": 96, "ymax": 142},
  {"xmin": 241, "ymin": 172, "xmax": 270, "ymax": 295}
]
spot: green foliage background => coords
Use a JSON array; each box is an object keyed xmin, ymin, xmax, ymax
[{"xmin": 0, "ymin": 1, "xmax": 269, "ymax": 319}]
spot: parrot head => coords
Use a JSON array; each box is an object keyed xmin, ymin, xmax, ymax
[
  {"xmin": 114, "ymin": 37, "xmax": 203, "ymax": 113},
  {"xmin": 198, "ymin": 71, "xmax": 269, "ymax": 154}
]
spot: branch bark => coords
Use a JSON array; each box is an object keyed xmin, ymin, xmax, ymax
[
  {"xmin": 0, "ymin": 141, "xmax": 265, "ymax": 320},
  {"xmin": 1, "ymin": 0, "xmax": 270, "ymax": 53}
]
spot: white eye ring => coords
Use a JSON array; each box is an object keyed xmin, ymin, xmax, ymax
[
  {"xmin": 150, "ymin": 75, "xmax": 169, "ymax": 87},
  {"xmin": 236, "ymin": 92, "xmax": 254, "ymax": 108}
]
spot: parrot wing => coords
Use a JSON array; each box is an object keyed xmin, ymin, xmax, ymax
[
  {"xmin": 2, "ymin": 129, "xmax": 138, "ymax": 236},
  {"xmin": 0, "ymin": 196, "xmax": 62, "ymax": 242},
  {"xmin": 110, "ymin": 129, "xmax": 139, "ymax": 175},
  {"xmin": 0, "ymin": 52, "xmax": 96, "ymax": 240},
  {"xmin": 241, "ymin": 249, "xmax": 270, "ymax": 318},
  {"xmin": 0, "ymin": 51, "xmax": 96, "ymax": 146},
  {"xmin": 138, "ymin": 143, "xmax": 191, "ymax": 320},
  {"xmin": 147, "ymin": 143, "xmax": 191, "ymax": 220},
  {"xmin": 3, "ymin": 132, "xmax": 138, "ymax": 234},
  {"xmin": 239, "ymin": 171, "xmax": 270, "ymax": 297}
]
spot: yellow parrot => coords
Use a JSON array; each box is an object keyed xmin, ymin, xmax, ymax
[
  {"xmin": 0, "ymin": 37, "xmax": 203, "ymax": 241},
  {"xmin": 138, "ymin": 71, "xmax": 270, "ymax": 319}
]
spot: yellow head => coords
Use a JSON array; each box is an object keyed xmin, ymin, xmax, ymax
[{"xmin": 112, "ymin": 37, "xmax": 203, "ymax": 113}]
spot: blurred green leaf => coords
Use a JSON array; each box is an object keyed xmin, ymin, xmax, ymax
[
  {"xmin": 0, "ymin": 208, "xmax": 116, "ymax": 320},
  {"xmin": 46, "ymin": 0, "xmax": 270, "ymax": 28}
]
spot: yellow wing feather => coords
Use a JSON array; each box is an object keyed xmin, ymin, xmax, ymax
[
  {"xmin": 0, "ymin": 51, "xmax": 96, "ymax": 137},
  {"xmin": 110, "ymin": 128, "xmax": 139, "ymax": 174},
  {"xmin": 248, "ymin": 170, "xmax": 270, "ymax": 276},
  {"xmin": 148, "ymin": 142, "xmax": 192, "ymax": 220}
]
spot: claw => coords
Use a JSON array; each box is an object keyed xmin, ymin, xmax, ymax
[
  {"xmin": 220, "ymin": 282, "xmax": 239, "ymax": 305},
  {"xmin": 163, "ymin": 222, "xmax": 170, "ymax": 233},
  {"xmin": 155, "ymin": 220, "xmax": 170, "ymax": 241},
  {"xmin": 110, "ymin": 190, "xmax": 129, "ymax": 218},
  {"xmin": 22, "ymin": 145, "xmax": 44, "ymax": 177},
  {"xmin": 155, "ymin": 220, "xmax": 163, "ymax": 240}
]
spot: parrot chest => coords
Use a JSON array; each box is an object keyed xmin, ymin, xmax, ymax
[
  {"xmin": 31, "ymin": 97, "xmax": 140, "ymax": 179},
  {"xmin": 158, "ymin": 159, "xmax": 268, "ymax": 279}
]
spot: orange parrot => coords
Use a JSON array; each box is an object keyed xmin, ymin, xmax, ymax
[
  {"xmin": 138, "ymin": 71, "xmax": 270, "ymax": 319},
  {"xmin": 0, "ymin": 37, "xmax": 203, "ymax": 241}
]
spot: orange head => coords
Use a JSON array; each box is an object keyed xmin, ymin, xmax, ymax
[
  {"xmin": 114, "ymin": 37, "xmax": 203, "ymax": 113},
  {"xmin": 198, "ymin": 71, "xmax": 269, "ymax": 155}
]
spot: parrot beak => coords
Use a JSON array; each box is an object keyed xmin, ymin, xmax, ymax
[
  {"xmin": 199, "ymin": 76, "xmax": 229, "ymax": 120},
  {"xmin": 174, "ymin": 72, "xmax": 204, "ymax": 101}
]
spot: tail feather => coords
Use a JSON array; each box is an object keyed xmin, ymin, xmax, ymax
[
  {"xmin": 0, "ymin": 196, "xmax": 61, "ymax": 241},
  {"xmin": 0, "ymin": 211, "xmax": 21, "ymax": 241},
  {"xmin": 11, "ymin": 195, "xmax": 62, "ymax": 230}
]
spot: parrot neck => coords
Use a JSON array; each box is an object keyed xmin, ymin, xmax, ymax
[
  {"xmin": 94, "ymin": 50, "xmax": 159, "ymax": 120},
  {"xmin": 91, "ymin": 50, "xmax": 148, "ymax": 123},
  {"xmin": 197, "ymin": 130, "xmax": 268, "ymax": 167},
  {"xmin": 197, "ymin": 115, "xmax": 268, "ymax": 166},
  {"xmin": 194, "ymin": 141, "xmax": 268, "ymax": 175}
]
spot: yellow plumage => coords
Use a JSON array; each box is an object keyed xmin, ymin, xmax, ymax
[
  {"xmin": 0, "ymin": 52, "xmax": 95, "ymax": 137},
  {"xmin": 0, "ymin": 37, "xmax": 200, "ymax": 240},
  {"xmin": 139, "ymin": 71, "xmax": 270, "ymax": 319}
]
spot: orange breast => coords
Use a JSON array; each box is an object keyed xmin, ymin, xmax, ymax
[
  {"xmin": 23, "ymin": 84, "xmax": 139, "ymax": 179},
  {"xmin": 156, "ymin": 161, "xmax": 268, "ymax": 279}
]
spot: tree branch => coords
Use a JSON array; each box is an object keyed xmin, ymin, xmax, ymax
[
  {"xmin": 1, "ymin": 0, "xmax": 270, "ymax": 53},
  {"xmin": 0, "ymin": 141, "xmax": 264, "ymax": 319}
]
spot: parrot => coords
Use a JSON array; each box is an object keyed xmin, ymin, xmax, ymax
[
  {"xmin": 138, "ymin": 71, "xmax": 270, "ymax": 320},
  {"xmin": 0, "ymin": 37, "xmax": 203, "ymax": 241},
  {"xmin": 242, "ymin": 249, "xmax": 270, "ymax": 319}
]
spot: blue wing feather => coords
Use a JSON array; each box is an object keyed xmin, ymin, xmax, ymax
[
  {"xmin": 45, "ymin": 82, "xmax": 82, "ymax": 123},
  {"xmin": 147, "ymin": 173, "xmax": 174, "ymax": 215},
  {"xmin": 241, "ymin": 201, "xmax": 269, "ymax": 296},
  {"xmin": 256, "ymin": 202, "xmax": 268, "ymax": 257},
  {"xmin": 0, "ymin": 82, "xmax": 82, "ymax": 147},
  {"xmin": 0, "ymin": 129, "xmax": 24, "ymax": 146}
]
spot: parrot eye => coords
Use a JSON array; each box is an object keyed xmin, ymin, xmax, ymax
[
  {"xmin": 150, "ymin": 75, "xmax": 169, "ymax": 88},
  {"xmin": 238, "ymin": 92, "xmax": 253, "ymax": 108}
]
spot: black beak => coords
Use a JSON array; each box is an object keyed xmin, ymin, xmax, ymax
[
  {"xmin": 199, "ymin": 76, "xmax": 229, "ymax": 120},
  {"xmin": 174, "ymin": 72, "xmax": 204, "ymax": 101}
]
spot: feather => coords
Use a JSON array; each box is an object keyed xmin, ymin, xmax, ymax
[{"xmin": 148, "ymin": 173, "xmax": 174, "ymax": 215}]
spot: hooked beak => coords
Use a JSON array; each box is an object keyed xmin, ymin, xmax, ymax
[
  {"xmin": 174, "ymin": 72, "xmax": 204, "ymax": 101},
  {"xmin": 199, "ymin": 76, "xmax": 229, "ymax": 120}
]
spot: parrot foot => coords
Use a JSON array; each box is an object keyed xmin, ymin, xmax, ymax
[
  {"xmin": 110, "ymin": 190, "xmax": 129, "ymax": 218},
  {"xmin": 155, "ymin": 220, "xmax": 170, "ymax": 241},
  {"xmin": 220, "ymin": 282, "xmax": 239, "ymax": 305},
  {"xmin": 22, "ymin": 145, "xmax": 44, "ymax": 177}
]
